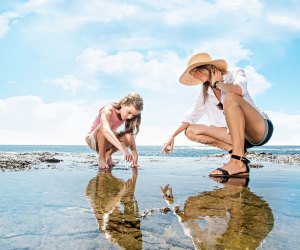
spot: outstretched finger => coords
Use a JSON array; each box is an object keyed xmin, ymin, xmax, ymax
[
  {"xmin": 163, "ymin": 147, "xmax": 170, "ymax": 155},
  {"xmin": 160, "ymin": 145, "xmax": 168, "ymax": 154}
]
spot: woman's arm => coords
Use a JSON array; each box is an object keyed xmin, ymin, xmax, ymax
[
  {"xmin": 215, "ymin": 82, "xmax": 242, "ymax": 96},
  {"xmin": 161, "ymin": 92, "xmax": 206, "ymax": 155},
  {"xmin": 211, "ymin": 68, "xmax": 246, "ymax": 96},
  {"xmin": 100, "ymin": 107, "xmax": 132, "ymax": 161},
  {"xmin": 130, "ymin": 139, "xmax": 139, "ymax": 167},
  {"xmin": 160, "ymin": 122, "xmax": 190, "ymax": 155}
]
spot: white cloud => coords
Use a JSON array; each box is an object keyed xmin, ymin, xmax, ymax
[
  {"xmin": 0, "ymin": 94, "xmax": 192, "ymax": 146},
  {"xmin": 18, "ymin": 0, "xmax": 140, "ymax": 31},
  {"xmin": 0, "ymin": 96, "xmax": 299, "ymax": 145},
  {"xmin": 266, "ymin": 111, "xmax": 300, "ymax": 145},
  {"xmin": 45, "ymin": 75, "xmax": 98, "ymax": 94},
  {"xmin": 20, "ymin": 0, "xmax": 52, "ymax": 14},
  {"xmin": 267, "ymin": 14, "xmax": 300, "ymax": 30},
  {"xmin": 0, "ymin": 11, "xmax": 19, "ymax": 38},
  {"xmin": 0, "ymin": 96, "xmax": 97, "ymax": 145},
  {"xmin": 193, "ymin": 39, "xmax": 252, "ymax": 67},
  {"xmin": 244, "ymin": 65, "xmax": 271, "ymax": 97},
  {"xmin": 2, "ymin": 0, "xmax": 299, "ymax": 47},
  {"xmin": 77, "ymin": 48, "xmax": 185, "ymax": 91},
  {"xmin": 136, "ymin": 124, "xmax": 197, "ymax": 146},
  {"xmin": 76, "ymin": 44, "xmax": 272, "ymax": 96},
  {"xmin": 159, "ymin": 0, "xmax": 262, "ymax": 26}
]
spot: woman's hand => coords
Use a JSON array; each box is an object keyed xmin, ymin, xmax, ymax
[
  {"xmin": 131, "ymin": 158, "xmax": 140, "ymax": 167},
  {"xmin": 160, "ymin": 136, "xmax": 174, "ymax": 155},
  {"xmin": 122, "ymin": 149, "xmax": 133, "ymax": 162},
  {"xmin": 211, "ymin": 67, "xmax": 222, "ymax": 87}
]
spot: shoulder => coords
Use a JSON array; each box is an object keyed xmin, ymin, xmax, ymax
[
  {"xmin": 101, "ymin": 104, "xmax": 114, "ymax": 116},
  {"xmin": 230, "ymin": 67, "xmax": 246, "ymax": 76},
  {"xmin": 223, "ymin": 67, "xmax": 246, "ymax": 81}
]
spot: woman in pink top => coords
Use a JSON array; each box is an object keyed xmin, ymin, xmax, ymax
[{"xmin": 86, "ymin": 93, "xmax": 143, "ymax": 169}]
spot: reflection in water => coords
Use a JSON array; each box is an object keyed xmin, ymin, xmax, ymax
[
  {"xmin": 161, "ymin": 177, "xmax": 274, "ymax": 250},
  {"xmin": 86, "ymin": 168, "xmax": 142, "ymax": 250}
]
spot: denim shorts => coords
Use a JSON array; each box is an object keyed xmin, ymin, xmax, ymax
[{"xmin": 245, "ymin": 119, "xmax": 274, "ymax": 149}]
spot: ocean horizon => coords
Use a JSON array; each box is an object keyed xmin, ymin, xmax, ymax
[{"xmin": 0, "ymin": 144, "xmax": 300, "ymax": 157}]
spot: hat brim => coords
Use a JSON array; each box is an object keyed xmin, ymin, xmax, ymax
[{"xmin": 179, "ymin": 59, "xmax": 227, "ymax": 85}]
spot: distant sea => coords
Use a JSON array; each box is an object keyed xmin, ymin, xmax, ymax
[{"xmin": 0, "ymin": 145, "xmax": 299, "ymax": 157}]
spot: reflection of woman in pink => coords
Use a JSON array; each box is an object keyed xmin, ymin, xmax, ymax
[
  {"xmin": 161, "ymin": 53, "xmax": 273, "ymax": 177},
  {"xmin": 86, "ymin": 168, "xmax": 141, "ymax": 250}
]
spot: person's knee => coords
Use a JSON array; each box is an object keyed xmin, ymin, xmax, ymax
[
  {"xmin": 185, "ymin": 125, "xmax": 204, "ymax": 140},
  {"xmin": 185, "ymin": 126, "xmax": 194, "ymax": 139},
  {"xmin": 185, "ymin": 125, "xmax": 211, "ymax": 144},
  {"xmin": 223, "ymin": 92, "xmax": 240, "ymax": 108},
  {"xmin": 122, "ymin": 133, "xmax": 134, "ymax": 147}
]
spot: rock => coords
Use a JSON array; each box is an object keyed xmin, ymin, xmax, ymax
[
  {"xmin": 160, "ymin": 207, "xmax": 172, "ymax": 214},
  {"xmin": 249, "ymin": 163, "xmax": 264, "ymax": 168},
  {"xmin": 40, "ymin": 158, "xmax": 62, "ymax": 163}
]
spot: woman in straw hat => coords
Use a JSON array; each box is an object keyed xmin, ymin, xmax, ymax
[{"xmin": 161, "ymin": 52, "xmax": 273, "ymax": 177}]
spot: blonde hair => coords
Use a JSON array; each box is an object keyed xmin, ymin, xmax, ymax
[
  {"xmin": 194, "ymin": 64, "xmax": 226, "ymax": 104},
  {"xmin": 112, "ymin": 93, "xmax": 143, "ymax": 136}
]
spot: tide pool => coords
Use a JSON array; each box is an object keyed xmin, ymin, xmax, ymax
[{"xmin": 0, "ymin": 156, "xmax": 300, "ymax": 249}]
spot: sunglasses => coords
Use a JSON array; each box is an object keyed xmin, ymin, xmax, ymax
[{"xmin": 216, "ymin": 102, "xmax": 223, "ymax": 110}]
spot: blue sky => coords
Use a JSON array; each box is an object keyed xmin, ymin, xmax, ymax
[{"xmin": 1, "ymin": 0, "xmax": 300, "ymax": 145}]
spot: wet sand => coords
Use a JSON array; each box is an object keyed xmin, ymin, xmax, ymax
[{"xmin": 0, "ymin": 153, "xmax": 300, "ymax": 249}]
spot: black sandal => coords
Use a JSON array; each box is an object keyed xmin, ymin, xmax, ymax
[{"xmin": 209, "ymin": 154, "xmax": 250, "ymax": 177}]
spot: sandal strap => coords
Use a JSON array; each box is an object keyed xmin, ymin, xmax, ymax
[
  {"xmin": 231, "ymin": 154, "xmax": 250, "ymax": 164},
  {"xmin": 215, "ymin": 168, "xmax": 229, "ymax": 176}
]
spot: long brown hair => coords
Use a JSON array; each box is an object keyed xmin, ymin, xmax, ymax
[
  {"xmin": 194, "ymin": 64, "xmax": 226, "ymax": 104},
  {"xmin": 112, "ymin": 93, "xmax": 143, "ymax": 136}
]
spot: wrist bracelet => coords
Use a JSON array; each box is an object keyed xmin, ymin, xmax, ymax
[{"xmin": 213, "ymin": 81, "xmax": 220, "ymax": 90}]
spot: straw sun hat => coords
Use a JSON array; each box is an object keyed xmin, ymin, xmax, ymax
[{"xmin": 179, "ymin": 52, "xmax": 228, "ymax": 85}]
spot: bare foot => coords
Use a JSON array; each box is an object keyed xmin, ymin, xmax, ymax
[
  {"xmin": 99, "ymin": 160, "xmax": 109, "ymax": 170},
  {"xmin": 210, "ymin": 158, "xmax": 248, "ymax": 176},
  {"xmin": 105, "ymin": 152, "xmax": 116, "ymax": 167},
  {"xmin": 106, "ymin": 157, "xmax": 116, "ymax": 167}
]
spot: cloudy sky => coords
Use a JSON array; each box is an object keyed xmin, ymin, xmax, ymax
[{"xmin": 1, "ymin": 0, "xmax": 300, "ymax": 145}]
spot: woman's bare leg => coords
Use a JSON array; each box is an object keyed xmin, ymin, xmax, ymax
[
  {"xmin": 94, "ymin": 127, "xmax": 110, "ymax": 169},
  {"xmin": 105, "ymin": 133, "xmax": 134, "ymax": 166},
  {"xmin": 185, "ymin": 124, "xmax": 232, "ymax": 151},
  {"xmin": 210, "ymin": 92, "xmax": 265, "ymax": 176}
]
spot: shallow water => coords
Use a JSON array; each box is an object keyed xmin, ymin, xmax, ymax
[{"xmin": 1, "ymin": 156, "xmax": 300, "ymax": 249}]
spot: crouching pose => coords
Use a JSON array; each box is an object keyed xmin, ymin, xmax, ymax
[
  {"xmin": 161, "ymin": 53, "xmax": 273, "ymax": 177},
  {"xmin": 86, "ymin": 93, "xmax": 143, "ymax": 169}
]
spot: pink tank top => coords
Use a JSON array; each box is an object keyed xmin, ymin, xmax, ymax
[{"xmin": 89, "ymin": 105, "xmax": 124, "ymax": 133}]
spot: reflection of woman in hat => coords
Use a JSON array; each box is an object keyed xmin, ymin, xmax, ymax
[
  {"xmin": 86, "ymin": 168, "xmax": 142, "ymax": 250},
  {"xmin": 161, "ymin": 179, "xmax": 274, "ymax": 249},
  {"xmin": 161, "ymin": 52, "xmax": 273, "ymax": 177}
]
